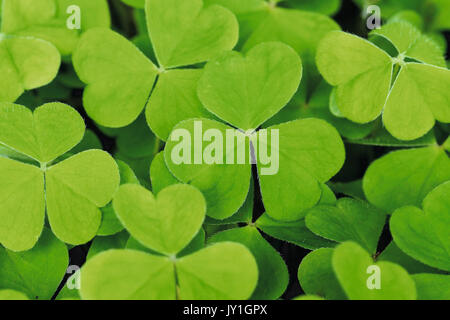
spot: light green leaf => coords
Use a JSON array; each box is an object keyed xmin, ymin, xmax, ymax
[
  {"xmin": 0, "ymin": 289, "xmax": 29, "ymax": 300},
  {"xmin": 146, "ymin": 69, "xmax": 213, "ymax": 140},
  {"xmin": 332, "ymin": 241, "xmax": 417, "ymax": 300},
  {"xmin": 412, "ymin": 274, "xmax": 450, "ymax": 300},
  {"xmin": 0, "ymin": 157, "xmax": 44, "ymax": 251},
  {"xmin": 164, "ymin": 118, "xmax": 251, "ymax": 220},
  {"xmin": 390, "ymin": 182, "xmax": 450, "ymax": 271},
  {"xmin": 176, "ymin": 242, "xmax": 258, "ymax": 299},
  {"xmin": 363, "ymin": 146, "xmax": 450, "ymax": 213},
  {"xmin": 80, "ymin": 249, "xmax": 176, "ymax": 300},
  {"xmin": 383, "ymin": 63, "xmax": 450, "ymax": 140},
  {"xmin": 259, "ymin": 118, "xmax": 345, "ymax": 221},
  {"xmin": 198, "ymin": 42, "xmax": 302, "ymax": 130},
  {"xmin": 87, "ymin": 230, "xmax": 129, "ymax": 260},
  {"xmin": 298, "ymin": 248, "xmax": 346, "ymax": 300},
  {"xmin": 305, "ymin": 198, "xmax": 386, "ymax": 254},
  {"xmin": 0, "ymin": 102, "xmax": 85, "ymax": 163},
  {"xmin": 317, "ymin": 31, "xmax": 393, "ymax": 123},
  {"xmin": 288, "ymin": 0, "xmax": 341, "ymax": 15},
  {"xmin": 0, "ymin": 228, "xmax": 68, "ymax": 300},
  {"xmin": 121, "ymin": 0, "xmax": 145, "ymax": 8},
  {"xmin": 1, "ymin": 0, "xmax": 111, "ymax": 55},
  {"xmin": 46, "ymin": 150, "xmax": 120, "ymax": 245},
  {"xmin": 113, "ymin": 184, "xmax": 206, "ymax": 255},
  {"xmin": 0, "ymin": 36, "xmax": 60, "ymax": 102},
  {"xmin": 145, "ymin": 0, "xmax": 238, "ymax": 68},
  {"xmin": 73, "ymin": 28, "xmax": 158, "ymax": 128},
  {"xmin": 208, "ymin": 226, "xmax": 289, "ymax": 300},
  {"xmin": 150, "ymin": 152, "xmax": 180, "ymax": 195}
]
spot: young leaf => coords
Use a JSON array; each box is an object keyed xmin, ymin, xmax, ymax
[
  {"xmin": 1, "ymin": 0, "xmax": 111, "ymax": 55},
  {"xmin": 0, "ymin": 228, "xmax": 68, "ymax": 300},
  {"xmin": 390, "ymin": 182, "xmax": 450, "ymax": 271},
  {"xmin": 305, "ymin": 198, "xmax": 386, "ymax": 254},
  {"xmin": 0, "ymin": 37, "xmax": 60, "ymax": 102},
  {"xmin": 113, "ymin": 184, "xmax": 206, "ymax": 256},
  {"xmin": 208, "ymin": 226, "xmax": 289, "ymax": 300},
  {"xmin": 146, "ymin": 0, "xmax": 238, "ymax": 68},
  {"xmin": 363, "ymin": 146, "xmax": 450, "ymax": 213},
  {"xmin": 298, "ymin": 248, "xmax": 346, "ymax": 300},
  {"xmin": 198, "ymin": 42, "xmax": 302, "ymax": 130},
  {"xmin": 332, "ymin": 241, "xmax": 417, "ymax": 300}
]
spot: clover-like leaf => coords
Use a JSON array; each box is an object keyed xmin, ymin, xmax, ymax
[
  {"xmin": 305, "ymin": 198, "xmax": 386, "ymax": 254},
  {"xmin": 298, "ymin": 248, "xmax": 346, "ymax": 300},
  {"xmin": 287, "ymin": 0, "xmax": 341, "ymax": 15},
  {"xmin": 0, "ymin": 102, "xmax": 120, "ymax": 251},
  {"xmin": 113, "ymin": 184, "xmax": 206, "ymax": 256},
  {"xmin": 1, "ymin": 0, "xmax": 110, "ymax": 55},
  {"xmin": 363, "ymin": 146, "xmax": 450, "ymax": 213},
  {"xmin": 0, "ymin": 36, "xmax": 60, "ymax": 102},
  {"xmin": 412, "ymin": 274, "xmax": 450, "ymax": 300},
  {"xmin": 146, "ymin": 0, "xmax": 238, "ymax": 68},
  {"xmin": 208, "ymin": 226, "xmax": 289, "ymax": 300},
  {"xmin": 390, "ymin": 182, "xmax": 450, "ymax": 271},
  {"xmin": 0, "ymin": 228, "xmax": 68, "ymax": 300},
  {"xmin": 80, "ymin": 242, "xmax": 258, "ymax": 300},
  {"xmin": 198, "ymin": 42, "xmax": 302, "ymax": 130},
  {"xmin": 332, "ymin": 241, "xmax": 417, "ymax": 300},
  {"xmin": 0, "ymin": 289, "xmax": 29, "ymax": 300},
  {"xmin": 317, "ymin": 28, "xmax": 450, "ymax": 140}
]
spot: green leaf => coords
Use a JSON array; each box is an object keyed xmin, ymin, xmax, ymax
[
  {"xmin": 259, "ymin": 118, "xmax": 345, "ymax": 220},
  {"xmin": 382, "ymin": 63, "xmax": 450, "ymax": 140},
  {"xmin": 164, "ymin": 118, "xmax": 251, "ymax": 220},
  {"xmin": 0, "ymin": 36, "xmax": 60, "ymax": 102},
  {"xmin": 46, "ymin": 150, "xmax": 120, "ymax": 245},
  {"xmin": 390, "ymin": 182, "xmax": 450, "ymax": 271},
  {"xmin": 363, "ymin": 146, "xmax": 450, "ymax": 213},
  {"xmin": 113, "ymin": 184, "xmax": 206, "ymax": 255},
  {"xmin": 332, "ymin": 241, "xmax": 417, "ymax": 300},
  {"xmin": 146, "ymin": 69, "xmax": 213, "ymax": 140},
  {"xmin": 145, "ymin": 0, "xmax": 238, "ymax": 68},
  {"xmin": 73, "ymin": 28, "xmax": 158, "ymax": 128},
  {"xmin": 317, "ymin": 31, "xmax": 393, "ymax": 123},
  {"xmin": 0, "ymin": 102, "xmax": 85, "ymax": 163},
  {"xmin": 287, "ymin": 0, "xmax": 341, "ymax": 15},
  {"xmin": 176, "ymin": 242, "xmax": 258, "ymax": 299},
  {"xmin": 80, "ymin": 249, "xmax": 176, "ymax": 300},
  {"xmin": 1, "ymin": 0, "xmax": 111, "ymax": 55},
  {"xmin": 150, "ymin": 152, "xmax": 180, "ymax": 195},
  {"xmin": 378, "ymin": 242, "xmax": 442, "ymax": 274},
  {"xmin": 305, "ymin": 198, "xmax": 386, "ymax": 254},
  {"xmin": 198, "ymin": 42, "xmax": 302, "ymax": 130},
  {"xmin": 208, "ymin": 226, "xmax": 289, "ymax": 300},
  {"xmin": 86, "ymin": 230, "xmax": 129, "ymax": 260},
  {"xmin": 0, "ymin": 289, "xmax": 29, "ymax": 300},
  {"xmin": 121, "ymin": 0, "xmax": 145, "ymax": 8},
  {"xmin": 412, "ymin": 273, "xmax": 450, "ymax": 300},
  {"xmin": 0, "ymin": 228, "xmax": 68, "ymax": 300},
  {"xmin": 298, "ymin": 248, "xmax": 346, "ymax": 300},
  {"xmin": 348, "ymin": 127, "xmax": 437, "ymax": 147}
]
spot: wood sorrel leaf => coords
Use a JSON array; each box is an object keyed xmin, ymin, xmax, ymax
[
  {"xmin": 0, "ymin": 228, "xmax": 68, "ymax": 300},
  {"xmin": 164, "ymin": 118, "xmax": 251, "ymax": 220},
  {"xmin": 1, "ymin": 0, "xmax": 110, "ymax": 55},
  {"xmin": 145, "ymin": 0, "xmax": 238, "ymax": 68},
  {"xmin": 73, "ymin": 28, "xmax": 158, "ymax": 128},
  {"xmin": 332, "ymin": 241, "xmax": 417, "ymax": 300},
  {"xmin": 412, "ymin": 274, "xmax": 450, "ymax": 300},
  {"xmin": 150, "ymin": 152, "xmax": 180, "ymax": 195},
  {"xmin": 305, "ymin": 198, "xmax": 386, "ymax": 254},
  {"xmin": 0, "ymin": 102, "xmax": 84, "ymax": 163},
  {"xmin": 259, "ymin": 118, "xmax": 345, "ymax": 221},
  {"xmin": 0, "ymin": 37, "xmax": 60, "ymax": 102},
  {"xmin": 287, "ymin": 0, "xmax": 341, "ymax": 15},
  {"xmin": 198, "ymin": 42, "xmax": 302, "ymax": 130},
  {"xmin": 80, "ymin": 249, "xmax": 176, "ymax": 300},
  {"xmin": 208, "ymin": 226, "xmax": 289, "ymax": 300},
  {"xmin": 0, "ymin": 289, "xmax": 29, "ymax": 300},
  {"xmin": 176, "ymin": 242, "xmax": 258, "ymax": 299},
  {"xmin": 390, "ymin": 182, "xmax": 450, "ymax": 271},
  {"xmin": 363, "ymin": 146, "xmax": 450, "ymax": 213},
  {"xmin": 298, "ymin": 248, "xmax": 346, "ymax": 300},
  {"xmin": 113, "ymin": 184, "xmax": 206, "ymax": 255}
]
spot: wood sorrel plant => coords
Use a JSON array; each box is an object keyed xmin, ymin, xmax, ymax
[{"xmin": 0, "ymin": 0, "xmax": 449, "ymax": 301}]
